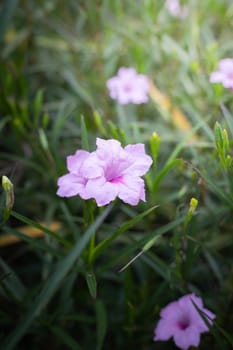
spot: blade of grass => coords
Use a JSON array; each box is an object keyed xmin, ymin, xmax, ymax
[
  {"xmin": 0, "ymin": 257, "xmax": 27, "ymax": 301},
  {"xmin": 11, "ymin": 211, "xmax": 71, "ymax": 248},
  {"xmin": 49, "ymin": 325, "xmax": 83, "ymax": 350},
  {"xmin": 81, "ymin": 115, "xmax": 89, "ymax": 151},
  {"xmin": 3, "ymin": 226, "xmax": 62, "ymax": 257},
  {"xmin": 91, "ymin": 204, "xmax": 159, "ymax": 263},
  {"xmin": 96, "ymin": 300, "xmax": 107, "ymax": 350}
]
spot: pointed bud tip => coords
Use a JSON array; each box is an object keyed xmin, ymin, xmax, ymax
[{"xmin": 2, "ymin": 176, "xmax": 13, "ymax": 192}]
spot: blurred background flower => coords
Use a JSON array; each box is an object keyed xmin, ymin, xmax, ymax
[{"xmin": 106, "ymin": 67, "xmax": 149, "ymax": 104}]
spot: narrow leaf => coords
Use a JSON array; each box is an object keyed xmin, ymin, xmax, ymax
[
  {"xmin": 91, "ymin": 205, "xmax": 159, "ymax": 263},
  {"xmin": 96, "ymin": 300, "xmax": 107, "ymax": 350},
  {"xmin": 86, "ymin": 270, "xmax": 97, "ymax": 299}
]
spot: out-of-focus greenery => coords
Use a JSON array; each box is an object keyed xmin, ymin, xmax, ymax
[{"xmin": 0, "ymin": 1, "xmax": 233, "ymax": 349}]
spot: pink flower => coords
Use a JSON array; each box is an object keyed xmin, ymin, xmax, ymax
[
  {"xmin": 106, "ymin": 67, "xmax": 149, "ymax": 105},
  {"xmin": 210, "ymin": 58, "xmax": 233, "ymax": 91},
  {"xmin": 57, "ymin": 138, "xmax": 152, "ymax": 207},
  {"xmin": 154, "ymin": 294, "xmax": 216, "ymax": 350},
  {"xmin": 165, "ymin": 0, "xmax": 188, "ymax": 19}
]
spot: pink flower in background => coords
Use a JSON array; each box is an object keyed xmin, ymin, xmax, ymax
[
  {"xmin": 106, "ymin": 67, "xmax": 149, "ymax": 104},
  {"xmin": 57, "ymin": 138, "xmax": 152, "ymax": 207},
  {"xmin": 210, "ymin": 58, "xmax": 233, "ymax": 91},
  {"xmin": 165, "ymin": 0, "xmax": 188, "ymax": 19},
  {"xmin": 154, "ymin": 294, "xmax": 215, "ymax": 350}
]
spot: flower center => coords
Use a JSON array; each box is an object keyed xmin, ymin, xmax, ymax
[
  {"xmin": 177, "ymin": 317, "xmax": 190, "ymax": 330},
  {"xmin": 109, "ymin": 176, "xmax": 123, "ymax": 184},
  {"xmin": 123, "ymin": 83, "xmax": 132, "ymax": 92},
  {"xmin": 104, "ymin": 159, "xmax": 126, "ymax": 183}
]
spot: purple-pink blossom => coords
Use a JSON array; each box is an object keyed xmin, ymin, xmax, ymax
[
  {"xmin": 210, "ymin": 58, "xmax": 233, "ymax": 91},
  {"xmin": 106, "ymin": 67, "xmax": 150, "ymax": 105},
  {"xmin": 154, "ymin": 294, "xmax": 216, "ymax": 350},
  {"xmin": 57, "ymin": 138, "xmax": 152, "ymax": 207},
  {"xmin": 165, "ymin": 0, "xmax": 188, "ymax": 19}
]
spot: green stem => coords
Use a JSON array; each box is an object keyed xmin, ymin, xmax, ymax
[{"xmin": 83, "ymin": 200, "xmax": 96, "ymax": 268}]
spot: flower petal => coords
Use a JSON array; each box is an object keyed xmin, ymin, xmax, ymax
[
  {"xmin": 219, "ymin": 58, "xmax": 233, "ymax": 72},
  {"xmin": 85, "ymin": 177, "xmax": 118, "ymax": 206},
  {"xmin": 80, "ymin": 152, "xmax": 103, "ymax": 179},
  {"xmin": 67, "ymin": 150, "xmax": 90, "ymax": 174},
  {"xmin": 124, "ymin": 144, "xmax": 153, "ymax": 176},
  {"xmin": 173, "ymin": 326, "xmax": 200, "ymax": 350},
  {"xmin": 154, "ymin": 318, "xmax": 175, "ymax": 341},
  {"xmin": 118, "ymin": 175, "xmax": 145, "ymax": 205},
  {"xmin": 209, "ymin": 71, "xmax": 224, "ymax": 83},
  {"xmin": 57, "ymin": 173, "xmax": 86, "ymax": 197},
  {"xmin": 96, "ymin": 138, "xmax": 123, "ymax": 161}
]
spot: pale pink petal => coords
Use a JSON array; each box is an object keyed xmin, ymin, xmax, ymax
[
  {"xmin": 79, "ymin": 152, "xmax": 103, "ymax": 179},
  {"xmin": 219, "ymin": 58, "xmax": 233, "ymax": 72},
  {"xmin": 67, "ymin": 150, "xmax": 90, "ymax": 173},
  {"xmin": 118, "ymin": 90, "xmax": 133, "ymax": 104},
  {"xmin": 85, "ymin": 177, "xmax": 118, "ymax": 206},
  {"xmin": 118, "ymin": 67, "xmax": 137, "ymax": 78},
  {"xmin": 57, "ymin": 173, "xmax": 86, "ymax": 197},
  {"xmin": 210, "ymin": 58, "xmax": 233, "ymax": 91},
  {"xmin": 179, "ymin": 294, "xmax": 203, "ymax": 309},
  {"xmin": 209, "ymin": 71, "xmax": 225, "ymax": 83},
  {"xmin": 154, "ymin": 318, "xmax": 176, "ymax": 341},
  {"xmin": 118, "ymin": 176, "xmax": 145, "ymax": 205},
  {"xmin": 96, "ymin": 138, "xmax": 124, "ymax": 161},
  {"xmin": 174, "ymin": 326, "xmax": 200, "ymax": 350},
  {"xmin": 222, "ymin": 78, "xmax": 233, "ymax": 89},
  {"xmin": 137, "ymin": 75, "xmax": 149, "ymax": 90},
  {"xmin": 106, "ymin": 77, "xmax": 119, "ymax": 98},
  {"xmin": 160, "ymin": 300, "xmax": 182, "ymax": 319},
  {"xmin": 124, "ymin": 144, "xmax": 153, "ymax": 176}
]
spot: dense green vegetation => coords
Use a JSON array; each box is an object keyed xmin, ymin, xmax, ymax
[{"xmin": 0, "ymin": 1, "xmax": 233, "ymax": 349}]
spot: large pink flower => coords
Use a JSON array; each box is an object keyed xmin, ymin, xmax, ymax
[
  {"xmin": 210, "ymin": 58, "xmax": 233, "ymax": 90},
  {"xmin": 154, "ymin": 294, "xmax": 216, "ymax": 350},
  {"xmin": 106, "ymin": 67, "xmax": 149, "ymax": 105},
  {"xmin": 57, "ymin": 138, "xmax": 152, "ymax": 207}
]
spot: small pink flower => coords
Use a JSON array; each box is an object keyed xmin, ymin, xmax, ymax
[
  {"xmin": 165, "ymin": 0, "xmax": 188, "ymax": 19},
  {"xmin": 210, "ymin": 58, "xmax": 233, "ymax": 91},
  {"xmin": 154, "ymin": 294, "xmax": 216, "ymax": 350},
  {"xmin": 106, "ymin": 67, "xmax": 149, "ymax": 105},
  {"xmin": 57, "ymin": 138, "xmax": 152, "ymax": 207}
]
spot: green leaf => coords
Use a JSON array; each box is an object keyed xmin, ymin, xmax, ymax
[
  {"xmin": 86, "ymin": 270, "xmax": 97, "ymax": 299},
  {"xmin": 34, "ymin": 89, "xmax": 44, "ymax": 128},
  {"xmin": 91, "ymin": 204, "xmax": 159, "ymax": 263},
  {"xmin": 4, "ymin": 226, "xmax": 62, "ymax": 257},
  {"xmin": 214, "ymin": 121, "xmax": 224, "ymax": 152},
  {"xmin": 118, "ymin": 216, "xmax": 185, "ymax": 273},
  {"xmin": 11, "ymin": 211, "xmax": 71, "ymax": 248},
  {"xmin": 63, "ymin": 70, "xmax": 93, "ymax": 106},
  {"xmin": 96, "ymin": 300, "xmax": 107, "ymax": 350},
  {"xmin": 0, "ymin": 257, "xmax": 27, "ymax": 302},
  {"xmin": 0, "ymin": 191, "xmax": 6, "ymax": 226},
  {"xmin": 81, "ymin": 115, "xmax": 89, "ymax": 151},
  {"xmin": 50, "ymin": 326, "xmax": 83, "ymax": 350}
]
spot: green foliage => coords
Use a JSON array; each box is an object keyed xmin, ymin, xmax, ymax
[{"xmin": 0, "ymin": 0, "xmax": 233, "ymax": 349}]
